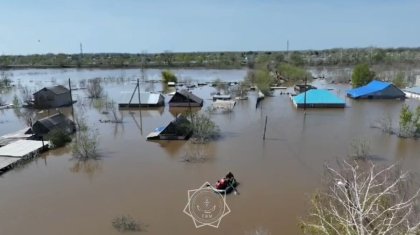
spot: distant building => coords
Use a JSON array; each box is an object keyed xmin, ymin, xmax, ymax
[
  {"xmin": 347, "ymin": 80, "xmax": 406, "ymax": 100},
  {"xmin": 32, "ymin": 113, "xmax": 75, "ymax": 138},
  {"xmin": 294, "ymin": 84, "xmax": 317, "ymax": 93},
  {"xmin": 404, "ymin": 87, "xmax": 420, "ymax": 99},
  {"xmin": 292, "ymin": 89, "xmax": 345, "ymax": 108},
  {"xmin": 118, "ymin": 92, "xmax": 165, "ymax": 108},
  {"xmin": 33, "ymin": 85, "xmax": 72, "ymax": 108},
  {"xmin": 212, "ymin": 94, "xmax": 231, "ymax": 101},
  {"xmin": 168, "ymin": 90, "xmax": 203, "ymax": 107},
  {"xmin": 146, "ymin": 115, "xmax": 192, "ymax": 140}
]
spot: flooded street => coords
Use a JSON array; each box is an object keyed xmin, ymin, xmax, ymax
[{"xmin": 1, "ymin": 68, "xmax": 420, "ymax": 234}]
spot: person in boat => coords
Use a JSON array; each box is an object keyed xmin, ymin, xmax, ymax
[
  {"xmin": 225, "ymin": 172, "xmax": 234, "ymax": 181},
  {"xmin": 216, "ymin": 178, "xmax": 228, "ymax": 190},
  {"xmin": 216, "ymin": 172, "xmax": 235, "ymax": 190}
]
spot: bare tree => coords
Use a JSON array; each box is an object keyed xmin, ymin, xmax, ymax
[
  {"xmin": 161, "ymin": 50, "xmax": 174, "ymax": 66},
  {"xmin": 103, "ymin": 100, "xmax": 124, "ymax": 123},
  {"xmin": 86, "ymin": 77, "xmax": 104, "ymax": 98},
  {"xmin": 300, "ymin": 160, "xmax": 420, "ymax": 235},
  {"xmin": 72, "ymin": 113, "xmax": 99, "ymax": 160},
  {"xmin": 21, "ymin": 85, "xmax": 33, "ymax": 103},
  {"xmin": 371, "ymin": 114, "xmax": 394, "ymax": 134},
  {"xmin": 348, "ymin": 137, "xmax": 371, "ymax": 160}
]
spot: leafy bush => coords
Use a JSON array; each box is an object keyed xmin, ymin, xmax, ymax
[
  {"xmin": 277, "ymin": 63, "xmax": 311, "ymax": 84},
  {"xmin": 47, "ymin": 129, "xmax": 72, "ymax": 148},
  {"xmin": 161, "ymin": 70, "xmax": 177, "ymax": 83},
  {"xmin": 351, "ymin": 63, "xmax": 375, "ymax": 87},
  {"xmin": 255, "ymin": 70, "xmax": 274, "ymax": 96},
  {"xmin": 399, "ymin": 104, "xmax": 420, "ymax": 138},
  {"xmin": 187, "ymin": 113, "xmax": 220, "ymax": 143},
  {"xmin": 392, "ymin": 72, "xmax": 407, "ymax": 88}
]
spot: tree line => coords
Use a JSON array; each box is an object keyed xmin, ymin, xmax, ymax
[{"xmin": 1, "ymin": 47, "xmax": 420, "ymax": 69}]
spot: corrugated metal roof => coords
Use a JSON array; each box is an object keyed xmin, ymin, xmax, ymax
[
  {"xmin": 118, "ymin": 92, "xmax": 164, "ymax": 105},
  {"xmin": 146, "ymin": 127, "xmax": 165, "ymax": 139},
  {"xmin": 292, "ymin": 89, "xmax": 345, "ymax": 105},
  {"xmin": 33, "ymin": 113, "xmax": 74, "ymax": 133},
  {"xmin": 175, "ymin": 90, "xmax": 203, "ymax": 104},
  {"xmin": 404, "ymin": 86, "xmax": 420, "ymax": 95},
  {"xmin": 0, "ymin": 157, "xmax": 20, "ymax": 170},
  {"xmin": 34, "ymin": 85, "xmax": 69, "ymax": 95},
  {"xmin": 347, "ymin": 80, "xmax": 390, "ymax": 98},
  {"xmin": 0, "ymin": 140, "xmax": 49, "ymax": 158}
]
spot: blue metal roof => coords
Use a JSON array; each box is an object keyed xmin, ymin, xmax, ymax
[
  {"xmin": 292, "ymin": 89, "xmax": 345, "ymax": 105},
  {"xmin": 347, "ymin": 80, "xmax": 391, "ymax": 98}
]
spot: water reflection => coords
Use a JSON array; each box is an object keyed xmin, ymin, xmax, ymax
[
  {"xmin": 168, "ymin": 107, "xmax": 201, "ymax": 117},
  {"xmin": 182, "ymin": 142, "xmax": 216, "ymax": 163},
  {"xmin": 70, "ymin": 159, "xmax": 103, "ymax": 178},
  {"xmin": 149, "ymin": 140, "xmax": 186, "ymax": 157}
]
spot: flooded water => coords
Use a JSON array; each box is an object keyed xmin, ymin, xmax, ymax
[{"xmin": 0, "ymin": 68, "xmax": 420, "ymax": 234}]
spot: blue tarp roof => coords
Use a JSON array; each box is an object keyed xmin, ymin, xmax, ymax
[
  {"xmin": 347, "ymin": 80, "xmax": 391, "ymax": 98},
  {"xmin": 292, "ymin": 89, "xmax": 345, "ymax": 105}
]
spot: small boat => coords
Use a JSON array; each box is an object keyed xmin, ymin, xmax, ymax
[{"xmin": 212, "ymin": 173, "xmax": 238, "ymax": 194}]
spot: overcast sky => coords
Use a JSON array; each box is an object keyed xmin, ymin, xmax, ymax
[{"xmin": 0, "ymin": 0, "xmax": 419, "ymax": 55}]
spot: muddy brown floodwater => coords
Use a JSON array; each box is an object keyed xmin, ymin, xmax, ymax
[{"xmin": 0, "ymin": 68, "xmax": 420, "ymax": 234}]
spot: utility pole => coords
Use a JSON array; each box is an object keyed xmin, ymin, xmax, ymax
[
  {"xmin": 137, "ymin": 78, "xmax": 143, "ymax": 124},
  {"xmin": 80, "ymin": 43, "xmax": 83, "ymax": 57},
  {"xmin": 304, "ymin": 76, "xmax": 307, "ymax": 111},
  {"xmin": 263, "ymin": 116, "xmax": 268, "ymax": 140},
  {"xmin": 68, "ymin": 78, "xmax": 74, "ymax": 121}
]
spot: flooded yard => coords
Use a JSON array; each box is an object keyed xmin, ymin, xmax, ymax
[{"xmin": 0, "ymin": 68, "xmax": 420, "ymax": 234}]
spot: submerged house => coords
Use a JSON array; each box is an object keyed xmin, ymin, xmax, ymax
[
  {"xmin": 211, "ymin": 100, "xmax": 236, "ymax": 112},
  {"xmin": 146, "ymin": 115, "xmax": 192, "ymax": 140},
  {"xmin": 212, "ymin": 94, "xmax": 231, "ymax": 101},
  {"xmin": 32, "ymin": 113, "xmax": 76, "ymax": 138},
  {"xmin": 294, "ymin": 84, "xmax": 317, "ymax": 93},
  {"xmin": 168, "ymin": 90, "xmax": 203, "ymax": 107},
  {"xmin": 292, "ymin": 89, "xmax": 345, "ymax": 108},
  {"xmin": 118, "ymin": 92, "xmax": 165, "ymax": 108},
  {"xmin": 404, "ymin": 87, "xmax": 420, "ymax": 99},
  {"xmin": 347, "ymin": 80, "xmax": 406, "ymax": 100},
  {"xmin": 33, "ymin": 85, "xmax": 72, "ymax": 108}
]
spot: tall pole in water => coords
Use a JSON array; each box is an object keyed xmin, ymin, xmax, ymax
[
  {"xmin": 304, "ymin": 76, "xmax": 307, "ymax": 111},
  {"xmin": 137, "ymin": 78, "xmax": 142, "ymax": 121},
  {"xmin": 68, "ymin": 78, "xmax": 74, "ymax": 121}
]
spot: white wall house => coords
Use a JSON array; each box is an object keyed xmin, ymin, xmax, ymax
[{"xmin": 404, "ymin": 87, "xmax": 420, "ymax": 99}]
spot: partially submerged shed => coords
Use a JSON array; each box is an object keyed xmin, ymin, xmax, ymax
[
  {"xmin": 292, "ymin": 89, "xmax": 345, "ymax": 108},
  {"xmin": 347, "ymin": 80, "xmax": 406, "ymax": 99},
  {"xmin": 32, "ymin": 113, "xmax": 75, "ymax": 138},
  {"xmin": 146, "ymin": 116, "xmax": 192, "ymax": 140},
  {"xmin": 212, "ymin": 94, "xmax": 231, "ymax": 101},
  {"xmin": 33, "ymin": 85, "xmax": 72, "ymax": 108},
  {"xmin": 168, "ymin": 90, "xmax": 203, "ymax": 107},
  {"xmin": 118, "ymin": 92, "xmax": 165, "ymax": 108},
  {"xmin": 211, "ymin": 100, "xmax": 236, "ymax": 112},
  {"xmin": 294, "ymin": 84, "xmax": 317, "ymax": 93}
]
